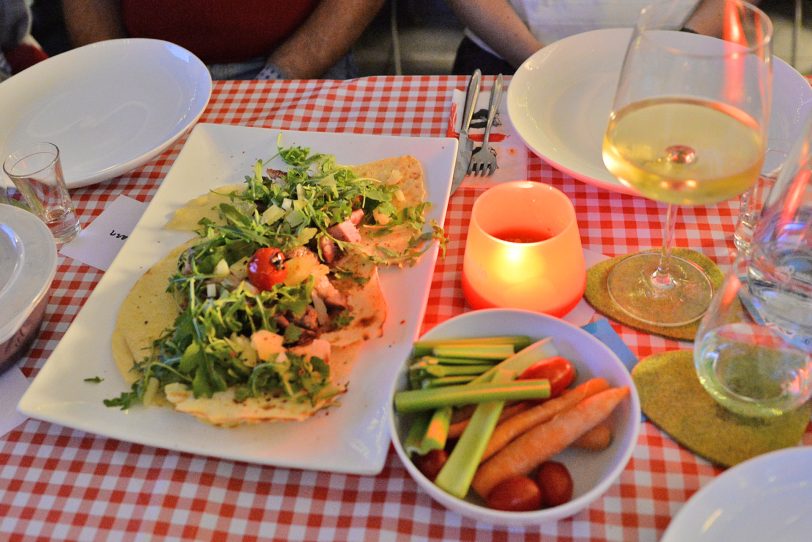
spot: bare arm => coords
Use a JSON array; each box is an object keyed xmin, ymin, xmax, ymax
[
  {"xmin": 62, "ymin": 0, "xmax": 126, "ymax": 47},
  {"xmin": 447, "ymin": 0, "xmax": 542, "ymax": 68},
  {"xmin": 267, "ymin": 0, "xmax": 385, "ymax": 79},
  {"xmin": 683, "ymin": 0, "xmax": 762, "ymax": 36}
]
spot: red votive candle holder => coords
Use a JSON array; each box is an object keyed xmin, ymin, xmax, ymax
[{"xmin": 462, "ymin": 181, "xmax": 586, "ymax": 316}]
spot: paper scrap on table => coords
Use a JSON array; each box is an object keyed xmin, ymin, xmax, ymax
[
  {"xmin": 0, "ymin": 368, "xmax": 29, "ymax": 438},
  {"xmin": 448, "ymin": 88, "xmax": 528, "ymax": 187},
  {"xmin": 561, "ymin": 248, "xmax": 608, "ymax": 327},
  {"xmin": 60, "ymin": 195, "xmax": 147, "ymax": 271}
]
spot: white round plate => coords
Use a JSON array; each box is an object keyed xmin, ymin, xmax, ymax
[
  {"xmin": 0, "ymin": 204, "xmax": 57, "ymax": 342},
  {"xmin": 389, "ymin": 308, "xmax": 641, "ymax": 526},
  {"xmin": 507, "ymin": 28, "xmax": 812, "ymax": 195},
  {"xmin": 662, "ymin": 447, "xmax": 812, "ymax": 541},
  {"xmin": 0, "ymin": 38, "xmax": 212, "ymax": 188}
]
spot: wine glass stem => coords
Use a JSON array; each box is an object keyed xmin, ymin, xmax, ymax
[{"xmin": 651, "ymin": 203, "xmax": 679, "ymax": 291}]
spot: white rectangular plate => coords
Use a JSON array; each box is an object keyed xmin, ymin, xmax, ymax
[{"xmin": 19, "ymin": 124, "xmax": 456, "ymax": 475}]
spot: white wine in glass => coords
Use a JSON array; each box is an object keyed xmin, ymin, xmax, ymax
[{"xmin": 602, "ymin": 0, "xmax": 773, "ymax": 327}]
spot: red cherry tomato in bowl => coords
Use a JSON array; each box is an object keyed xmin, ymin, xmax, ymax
[
  {"xmin": 517, "ymin": 356, "xmax": 576, "ymax": 397},
  {"xmin": 247, "ymin": 247, "xmax": 287, "ymax": 291}
]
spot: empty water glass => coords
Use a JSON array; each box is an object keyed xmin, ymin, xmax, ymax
[
  {"xmin": 3, "ymin": 142, "xmax": 81, "ymax": 244},
  {"xmin": 695, "ymin": 112, "xmax": 812, "ymax": 418}
]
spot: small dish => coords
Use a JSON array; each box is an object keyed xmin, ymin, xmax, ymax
[
  {"xmin": 388, "ymin": 308, "xmax": 641, "ymax": 526},
  {"xmin": 661, "ymin": 447, "xmax": 812, "ymax": 541},
  {"xmin": 0, "ymin": 204, "xmax": 57, "ymax": 373}
]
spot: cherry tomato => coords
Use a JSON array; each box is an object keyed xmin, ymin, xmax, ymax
[
  {"xmin": 486, "ymin": 476, "xmax": 542, "ymax": 511},
  {"xmin": 536, "ymin": 461, "xmax": 573, "ymax": 508},
  {"xmin": 517, "ymin": 356, "xmax": 576, "ymax": 397},
  {"xmin": 413, "ymin": 449, "xmax": 448, "ymax": 481},
  {"xmin": 247, "ymin": 247, "xmax": 287, "ymax": 291}
]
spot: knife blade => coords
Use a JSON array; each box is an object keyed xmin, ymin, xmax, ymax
[{"xmin": 451, "ymin": 69, "xmax": 481, "ymax": 193}]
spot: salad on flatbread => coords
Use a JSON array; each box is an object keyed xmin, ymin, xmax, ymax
[{"xmin": 107, "ymin": 139, "xmax": 444, "ymax": 426}]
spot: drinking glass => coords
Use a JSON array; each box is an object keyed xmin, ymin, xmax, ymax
[
  {"xmin": 694, "ymin": 112, "xmax": 812, "ymax": 417},
  {"xmin": 602, "ymin": 0, "xmax": 773, "ymax": 326},
  {"xmin": 3, "ymin": 142, "xmax": 81, "ymax": 244}
]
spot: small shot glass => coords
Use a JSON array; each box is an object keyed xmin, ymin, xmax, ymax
[{"xmin": 3, "ymin": 142, "xmax": 81, "ymax": 244}]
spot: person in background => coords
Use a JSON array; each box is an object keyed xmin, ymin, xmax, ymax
[
  {"xmin": 447, "ymin": 0, "xmax": 744, "ymax": 75},
  {"xmin": 61, "ymin": 0, "xmax": 384, "ymax": 80},
  {"xmin": 0, "ymin": 0, "xmax": 48, "ymax": 81}
]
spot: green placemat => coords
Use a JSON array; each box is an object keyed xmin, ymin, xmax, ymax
[
  {"xmin": 632, "ymin": 350, "xmax": 811, "ymax": 468},
  {"xmin": 585, "ymin": 248, "xmax": 724, "ymax": 341}
]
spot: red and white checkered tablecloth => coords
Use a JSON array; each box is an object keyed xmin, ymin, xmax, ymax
[{"xmin": 2, "ymin": 76, "xmax": 810, "ymax": 541}]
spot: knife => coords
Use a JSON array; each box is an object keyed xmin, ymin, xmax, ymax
[{"xmin": 451, "ymin": 69, "xmax": 481, "ymax": 194}]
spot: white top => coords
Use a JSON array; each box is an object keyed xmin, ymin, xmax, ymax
[{"xmin": 466, "ymin": 0, "xmax": 698, "ymax": 59}]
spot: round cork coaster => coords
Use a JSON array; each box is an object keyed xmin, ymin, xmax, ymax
[
  {"xmin": 584, "ymin": 248, "xmax": 724, "ymax": 341},
  {"xmin": 632, "ymin": 349, "xmax": 811, "ymax": 467}
]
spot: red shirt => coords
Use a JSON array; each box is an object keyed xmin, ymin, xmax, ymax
[{"xmin": 121, "ymin": 1, "xmax": 319, "ymax": 64}]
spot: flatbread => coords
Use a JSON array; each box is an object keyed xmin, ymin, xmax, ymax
[
  {"xmin": 163, "ymin": 343, "xmax": 360, "ymax": 426},
  {"xmin": 112, "ymin": 241, "xmax": 385, "ymax": 425},
  {"xmin": 321, "ymin": 269, "xmax": 386, "ymax": 346},
  {"xmin": 113, "ymin": 242, "xmax": 191, "ymax": 377},
  {"xmin": 167, "ymin": 156, "xmax": 430, "ymax": 265},
  {"xmin": 349, "ymin": 156, "xmax": 430, "ymax": 265},
  {"xmin": 166, "ymin": 183, "xmax": 243, "ymax": 231},
  {"xmin": 348, "ymin": 155, "xmax": 426, "ymax": 211}
]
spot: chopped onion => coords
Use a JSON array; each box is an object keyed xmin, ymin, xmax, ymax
[{"xmin": 311, "ymin": 291, "xmax": 330, "ymax": 326}]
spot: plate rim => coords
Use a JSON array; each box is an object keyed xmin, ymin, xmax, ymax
[
  {"xmin": 661, "ymin": 446, "xmax": 812, "ymax": 541},
  {"xmin": 507, "ymin": 27, "xmax": 812, "ymax": 194},
  {"xmin": 0, "ymin": 37, "xmax": 213, "ymax": 188},
  {"xmin": 18, "ymin": 124, "xmax": 456, "ymax": 475}
]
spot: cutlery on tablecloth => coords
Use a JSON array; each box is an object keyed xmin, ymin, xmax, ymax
[
  {"xmin": 451, "ymin": 69, "xmax": 481, "ymax": 193},
  {"xmin": 469, "ymin": 73, "xmax": 504, "ymax": 176}
]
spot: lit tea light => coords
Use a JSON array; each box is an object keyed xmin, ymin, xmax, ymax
[{"xmin": 462, "ymin": 181, "xmax": 586, "ymax": 316}]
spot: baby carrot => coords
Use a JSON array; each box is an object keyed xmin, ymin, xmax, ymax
[
  {"xmin": 480, "ymin": 378, "xmax": 610, "ymax": 462},
  {"xmin": 472, "ymin": 386, "xmax": 629, "ymax": 499},
  {"xmin": 572, "ymin": 421, "xmax": 613, "ymax": 451}
]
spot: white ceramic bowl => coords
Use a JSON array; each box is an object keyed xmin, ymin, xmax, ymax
[{"xmin": 388, "ymin": 308, "xmax": 641, "ymax": 526}]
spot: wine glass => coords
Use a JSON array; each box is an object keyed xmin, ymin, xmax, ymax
[{"xmin": 602, "ymin": 0, "xmax": 773, "ymax": 326}]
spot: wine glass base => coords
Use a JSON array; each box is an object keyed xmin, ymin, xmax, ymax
[{"xmin": 607, "ymin": 251, "xmax": 713, "ymax": 327}]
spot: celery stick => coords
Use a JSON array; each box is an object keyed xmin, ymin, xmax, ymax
[
  {"xmin": 412, "ymin": 336, "xmax": 533, "ymax": 357},
  {"xmin": 423, "ymin": 406, "xmax": 452, "ymax": 451},
  {"xmin": 434, "ymin": 369, "xmax": 513, "ymax": 498},
  {"xmin": 394, "ymin": 380, "xmax": 550, "ymax": 412},
  {"xmin": 403, "ymin": 412, "xmax": 431, "ymax": 455},
  {"xmin": 433, "ymin": 344, "xmax": 516, "ymax": 360},
  {"xmin": 431, "ymin": 356, "xmax": 500, "ymax": 366},
  {"xmin": 410, "ymin": 356, "xmax": 496, "ymax": 369},
  {"xmin": 425, "ymin": 375, "xmax": 476, "ymax": 387},
  {"xmin": 423, "ymin": 364, "xmax": 494, "ymax": 378},
  {"xmin": 472, "ymin": 337, "xmax": 558, "ymax": 384},
  {"xmin": 403, "ymin": 408, "xmax": 452, "ymax": 455},
  {"xmin": 435, "ymin": 358, "xmax": 502, "ymax": 367}
]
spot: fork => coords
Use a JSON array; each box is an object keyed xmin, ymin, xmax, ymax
[{"xmin": 468, "ymin": 74, "xmax": 504, "ymax": 176}]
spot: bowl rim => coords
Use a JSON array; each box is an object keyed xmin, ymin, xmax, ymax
[{"xmin": 388, "ymin": 308, "xmax": 641, "ymax": 525}]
